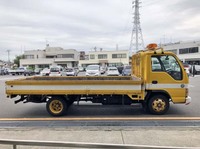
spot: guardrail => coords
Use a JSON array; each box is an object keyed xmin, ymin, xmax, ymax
[{"xmin": 0, "ymin": 139, "xmax": 199, "ymax": 149}]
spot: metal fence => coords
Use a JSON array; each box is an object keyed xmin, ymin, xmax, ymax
[{"xmin": 0, "ymin": 139, "xmax": 199, "ymax": 149}]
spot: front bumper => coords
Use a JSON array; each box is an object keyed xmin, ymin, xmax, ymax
[
  {"xmin": 86, "ymin": 73, "xmax": 100, "ymax": 76},
  {"xmin": 185, "ymin": 96, "xmax": 192, "ymax": 105}
]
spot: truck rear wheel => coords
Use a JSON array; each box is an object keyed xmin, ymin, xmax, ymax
[
  {"xmin": 148, "ymin": 95, "xmax": 169, "ymax": 115},
  {"xmin": 46, "ymin": 96, "xmax": 67, "ymax": 116}
]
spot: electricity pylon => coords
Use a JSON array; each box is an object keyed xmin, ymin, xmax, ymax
[{"xmin": 129, "ymin": 0, "xmax": 145, "ymax": 55}]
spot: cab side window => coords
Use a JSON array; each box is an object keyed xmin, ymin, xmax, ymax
[
  {"xmin": 151, "ymin": 57, "xmax": 163, "ymax": 71},
  {"xmin": 151, "ymin": 55, "xmax": 182, "ymax": 80}
]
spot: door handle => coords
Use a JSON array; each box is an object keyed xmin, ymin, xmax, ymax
[{"xmin": 152, "ymin": 80, "xmax": 158, "ymax": 84}]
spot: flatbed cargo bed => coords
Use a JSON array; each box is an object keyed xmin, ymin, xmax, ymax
[{"xmin": 6, "ymin": 76, "xmax": 143, "ymax": 96}]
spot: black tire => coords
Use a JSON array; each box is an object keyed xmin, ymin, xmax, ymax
[
  {"xmin": 46, "ymin": 96, "xmax": 67, "ymax": 116},
  {"xmin": 148, "ymin": 95, "xmax": 169, "ymax": 115}
]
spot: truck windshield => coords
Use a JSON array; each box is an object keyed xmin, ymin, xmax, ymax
[{"xmin": 151, "ymin": 55, "xmax": 182, "ymax": 80}]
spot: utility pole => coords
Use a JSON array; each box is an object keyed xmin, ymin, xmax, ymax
[
  {"xmin": 6, "ymin": 50, "xmax": 10, "ymax": 63},
  {"xmin": 129, "ymin": 0, "xmax": 144, "ymax": 55},
  {"xmin": 6, "ymin": 50, "xmax": 11, "ymax": 68}
]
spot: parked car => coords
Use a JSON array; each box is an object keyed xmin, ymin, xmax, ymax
[
  {"xmin": 100, "ymin": 66, "xmax": 106, "ymax": 74},
  {"xmin": 78, "ymin": 66, "xmax": 84, "ymax": 72},
  {"xmin": 194, "ymin": 65, "xmax": 200, "ymax": 74},
  {"xmin": 61, "ymin": 68, "xmax": 77, "ymax": 76},
  {"xmin": 34, "ymin": 68, "xmax": 43, "ymax": 75},
  {"xmin": 49, "ymin": 66, "xmax": 63, "ymax": 76},
  {"xmin": 182, "ymin": 63, "xmax": 191, "ymax": 76},
  {"xmin": 117, "ymin": 66, "xmax": 124, "ymax": 74},
  {"xmin": 0, "ymin": 69, "xmax": 5, "ymax": 75},
  {"xmin": 8, "ymin": 67, "xmax": 26, "ymax": 75},
  {"xmin": 74, "ymin": 67, "xmax": 79, "ymax": 74},
  {"xmin": 24, "ymin": 69, "xmax": 34, "ymax": 76},
  {"xmin": 106, "ymin": 67, "xmax": 119, "ymax": 76},
  {"xmin": 40, "ymin": 68, "xmax": 50, "ymax": 76},
  {"xmin": 86, "ymin": 65, "xmax": 100, "ymax": 76},
  {"xmin": 122, "ymin": 65, "xmax": 131, "ymax": 76},
  {"xmin": 0, "ymin": 68, "xmax": 9, "ymax": 75}
]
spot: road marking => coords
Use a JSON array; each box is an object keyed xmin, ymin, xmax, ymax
[{"xmin": 0, "ymin": 117, "xmax": 200, "ymax": 121}]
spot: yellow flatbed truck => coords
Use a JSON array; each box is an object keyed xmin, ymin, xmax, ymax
[{"xmin": 5, "ymin": 44, "xmax": 191, "ymax": 116}]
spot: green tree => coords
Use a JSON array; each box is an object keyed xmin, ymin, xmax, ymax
[{"xmin": 13, "ymin": 55, "xmax": 24, "ymax": 67}]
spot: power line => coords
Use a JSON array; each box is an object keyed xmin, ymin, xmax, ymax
[{"xmin": 129, "ymin": 0, "xmax": 145, "ymax": 55}]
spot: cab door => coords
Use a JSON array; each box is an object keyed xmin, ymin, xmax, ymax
[{"xmin": 148, "ymin": 54, "xmax": 188, "ymax": 103}]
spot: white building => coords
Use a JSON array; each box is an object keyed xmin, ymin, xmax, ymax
[
  {"xmin": 79, "ymin": 50, "xmax": 129, "ymax": 68},
  {"xmin": 20, "ymin": 46, "xmax": 79, "ymax": 68},
  {"xmin": 163, "ymin": 40, "xmax": 200, "ymax": 65}
]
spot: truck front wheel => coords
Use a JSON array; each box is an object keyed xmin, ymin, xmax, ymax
[
  {"xmin": 46, "ymin": 96, "xmax": 67, "ymax": 116},
  {"xmin": 148, "ymin": 95, "xmax": 169, "ymax": 115}
]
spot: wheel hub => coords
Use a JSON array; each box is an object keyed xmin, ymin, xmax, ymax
[
  {"xmin": 50, "ymin": 100, "xmax": 63, "ymax": 114},
  {"xmin": 152, "ymin": 99, "xmax": 166, "ymax": 112}
]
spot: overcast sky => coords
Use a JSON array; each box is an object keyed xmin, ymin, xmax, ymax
[{"xmin": 0, "ymin": 0, "xmax": 200, "ymax": 61}]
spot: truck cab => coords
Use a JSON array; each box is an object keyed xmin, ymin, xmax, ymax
[{"xmin": 132, "ymin": 44, "xmax": 191, "ymax": 114}]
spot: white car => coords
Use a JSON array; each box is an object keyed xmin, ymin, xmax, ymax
[
  {"xmin": 194, "ymin": 65, "xmax": 200, "ymax": 74},
  {"xmin": 49, "ymin": 66, "xmax": 63, "ymax": 76},
  {"xmin": 86, "ymin": 65, "xmax": 100, "ymax": 76},
  {"xmin": 100, "ymin": 66, "xmax": 106, "ymax": 74},
  {"xmin": 78, "ymin": 66, "xmax": 84, "ymax": 72},
  {"xmin": 183, "ymin": 63, "xmax": 191, "ymax": 76},
  {"xmin": 40, "ymin": 68, "xmax": 50, "ymax": 76},
  {"xmin": 106, "ymin": 67, "xmax": 119, "ymax": 76},
  {"xmin": 61, "ymin": 68, "xmax": 77, "ymax": 76}
]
